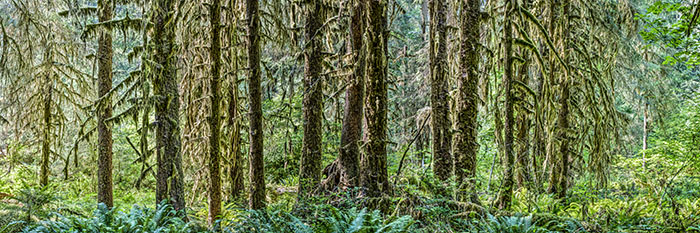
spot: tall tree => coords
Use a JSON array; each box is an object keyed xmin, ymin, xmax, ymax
[
  {"xmin": 298, "ymin": 0, "xmax": 324, "ymax": 198},
  {"xmin": 40, "ymin": 63, "xmax": 52, "ymax": 187},
  {"xmin": 360, "ymin": 0, "xmax": 389, "ymax": 198},
  {"xmin": 208, "ymin": 0, "xmax": 222, "ymax": 224},
  {"xmin": 429, "ymin": 0, "xmax": 452, "ymax": 181},
  {"xmin": 246, "ymin": 0, "xmax": 266, "ymax": 209},
  {"xmin": 496, "ymin": 0, "xmax": 515, "ymax": 210},
  {"xmin": 227, "ymin": 14, "xmax": 244, "ymax": 202},
  {"xmin": 552, "ymin": 0, "xmax": 571, "ymax": 200},
  {"xmin": 454, "ymin": 0, "xmax": 480, "ymax": 203},
  {"xmin": 154, "ymin": 0, "xmax": 186, "ymax": 211},
  {"xmin": 514, "ymin": 0, "xmax": 534, "ymax": 189},
  {"xmin": 337, "ymin": 0, "xmax": 364, "ymax": 189},
  {"xmin": 96, "ymin": 0, "xmax": 114, "ymax": 208},
  {"xmin": 547, "ymin": 0, "xmax": 570, "ymax": 200}
]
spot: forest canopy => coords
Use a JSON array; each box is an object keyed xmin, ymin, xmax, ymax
[{"xmin": 0, "ymin": 0, "xmax": 699, "ymax": 232}]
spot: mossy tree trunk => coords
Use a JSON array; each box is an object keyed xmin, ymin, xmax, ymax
[
  {"xmin": 496, "ymin": 0, "xmax": 515, "ymax": 210},
  {"xmin": 208, "ymin": 0, "xmax": 222, "ymax": 224},
  {"xmin": 246, "ymin": 0, "xmax": 266, "ymax": 210},
  {"xmin": 454, "ymin": 0, "xmax": 480, "ymax": 203},
  {"xmin": 360, "ymin": 0, "xmax": 389, "ymax": 198},
  {"xmin": 429, "ymin": 0, "xmax": 452, "ymax": 182},
  {"xmin": 40, "ymin": 75, "xmax": 51, "ymax": 187},
  {"xmin": 515, "ymin": 0, "xmax": 534, "ymax": 190},
  {"xmin": 299, "ymin": 0, "xmax": 324, "ymax": 199},
  {"xmin": 96, "ymin": 0, "xmax": 114, "ymax": 208},
  {"xmin": 154, "ymin": 0, "xmax": 186, "ymax": 212},
  {"xmin": 337, "ymin": 0, "xmax": 364, "ymax": 189}
]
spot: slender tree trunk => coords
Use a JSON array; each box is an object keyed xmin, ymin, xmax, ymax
[
  {"xmin": 96, "ymin": 0, "xmax": 114, "ymax": 208},
  {"xmin": 496, "ymin": 0, "xmax": 515, "ymax": 210},
  {"xmin": 429, "ymin": 0, "xmax": 452, "ymax": 181},
  {"xmin": 642, "ymin": 102, "xmax": 648, "ymax": 171},
  {"xmin": 299, "ymin": 0, "xmax": 324, "ymax": 199},
  {"xmin": 154, "ymin": 0, "xmax": 186, "ymax": 211},
  {"xmin": 228, "ymin": 38, "xmax": 244, "ymax": 203},
  {"xmin": 136, "ymin": 19, "xmax": 150, "ymax": 189},
  {"xmin": 208, "ymin": 0, "xmax": 222, "ymax": 224},
  {"xmin": 40, "ymin": 78, "xmax": 51, "ymax": 187},
  {"xmin": 454, "ymin": 0, "xmax": 480, "ymax": 203},
  {"xmin": 360, "ymin": 0, "xmax": 389, "ymax": 198},
  {"xmin": 555, "ymin": 80, "xmax": 570, "ymax": 200},
  {"xmin": 338, "ymin": 0, "xmax": 364, "ymax": 188},
  {"xmin": 246, "ymin": 0, "xmax": 266, "ymax": 209}
]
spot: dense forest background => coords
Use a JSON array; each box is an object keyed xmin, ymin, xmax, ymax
[{"xmin": 0, "ymin": 0, "xmax": 698, "ymax": 232}]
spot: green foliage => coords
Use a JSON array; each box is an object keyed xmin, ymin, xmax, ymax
[
  {"xmin": 24, "ymin": 203, "xmax": 205, "ymax": 233},
  {"xmin": 638, "ymin": 0, "xmax": 700, "ymax": 67},
  {"xmin": 224, "ymin": 204, "xmax": 415, "ymax": 233}
]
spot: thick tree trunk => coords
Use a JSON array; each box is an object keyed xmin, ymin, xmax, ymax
[
  {"xmin": 496, "ymin": 0, "xmax": 515, "ymax": 210},
  {"xmin": 96, "ymin": 0, "xmax": 114, "ymax": 208},
  {"xmin": 208, "ymin": 0, "xmax": 222, "ymax": 224},
  {"xmin": 299, "ymin": 0, "xmax": 324, "ymax": 199},
  {"xmin": 515, "ymin": 0, "xmax": 534, "ymax": 190},
  {"xmin": 429, "ymin": 0, "xmax": 452, "ymax": 181},
  {"xmin": 454, "ymin": 0, "xmax": 480, "ymax": 203},
  {"xmin": 246, "ymin": 0, "xmax": 266, "ymax": 210},
  {"xmin": 337, "ymin": 0, "xmax": 364, "ymax": 189},
  {"xmin": 154, "ymin": 0, "xmax": 185, "ymax": 212},
  {"xmin": 548, "ymin": 0, "xmax": 570, "ymax": 200},
  {"xmin": 546, "ymin": 0, "xmax": 561, "ymax": 197},
  {"xmin": 360, "ymin": 0, "xmax": 389, "ymax": 198}
]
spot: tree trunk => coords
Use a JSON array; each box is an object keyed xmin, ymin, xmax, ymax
[
  {"xmin": 496, "ymin": 0, "xmax": 515, "ymax": 210},
  {"xmin": 228, "ymin": 31, "xmax": 244, "ymax": 203},
  {"xmin": 246, "ymin": 0, "xmax": 266, "ymax": 210},
  {"xmin": 454, "ymin": 0, "xmax": 480, "ymax": 203},
  {"xmin": 515, "ymin": 0, "xmax": 534, "ymax": 189},
  {"xmin": 429, "ymin": 0, "xmax": 452, "ymax": 182},
  {"xmin": 360, "ymin": 0, "xmax": 389, "ymax": 198},
  {"xmin": 547, "ymin": 0, "xmax": 570, "ymax": 200},
  {"xmin": 338, "ymin": 0, "xmax": 364, "ymax": 189},
  {"xmin": 208, "ymin": 0, "xmax": 222, "ymax": 224},
  {"xmin": 642, "ymin": 102, "xmax": 648, "ymax": 171},
  {"xmin": 96, "ymin": 0, "xmax": 114, "ymax": 208},
  {"xmin": 546, "ymin": 0, "xmax": 561, "ymax": 197},
  {"xmin": 40, "ymin": 78, "xmax": 51, "ymax": 187},
  {"xmin": 154, "ymin": 0, "xmax": 186, "ymax": 212},
  {"xmin": 299, "ymin": 0, "xmax": 324, "ymax": 199}
]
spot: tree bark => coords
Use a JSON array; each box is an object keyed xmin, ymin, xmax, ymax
[
  {"xmin": 515, "ymin": 0, "xmax": 534, "ymax": 190},
  {"xmin": 208, "ymin": 0, "xmax": 222, "ymax": 224},
  {"xmin": 228, "ymin": 27, "xmax": 244, "ymax": 203},
  {"xmin": 547, "ymin": 0, "xmax": 570, "ymax": 200},
  {"xmin": 338, "ymin": 0, "xmax": 364, "ymax": 189},
  {"xmin": 429, "ymin": 0, "xmax": 452, "ymax": 181},
  {"xmin": 96, "ymin": 0, "xmax": 114, "ymax": 208},
  {"xmin": 246, "ymin": 0, "xmax": 266, "ymax": 210},
  {"xmin": 40, "ymin": 76, "xmax": 51, "ymax": 187},
  {"xmin": 299, "ymin": 0, "xmax": 324, "ymax": 199},
  {"xmin": 360, "ymin": 0, "xmax": 389, "ymax": 198},
  {"xmin": 496, "ymin": 0, "xmax": 515, "ymax": 210},
  {"xmin": 454, "ymin": 0, "xmax": 480, "ymax": 203},
  {"xmin": 154, "ymin": 0, "xmax": 186, "ymax": 212}
]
